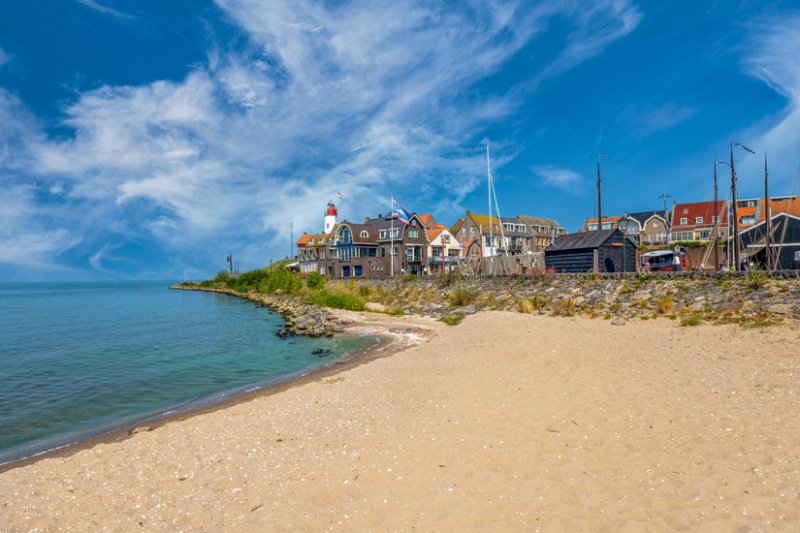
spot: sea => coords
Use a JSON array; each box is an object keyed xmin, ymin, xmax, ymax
[{"xmin": 0, "ymin": 281, "xmax": 372, "ymax": 466}]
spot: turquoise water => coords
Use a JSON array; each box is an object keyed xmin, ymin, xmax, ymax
[{"xmin": 0, "ymin": 282, "xmax": 370, "ymax": 465}]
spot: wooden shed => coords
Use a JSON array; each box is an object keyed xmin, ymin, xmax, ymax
[
  {"xmin": 545, "ymin": 229, "xmax": 637, "ymax": 273},
  {"xmin": 739, "ymin": 213, "xmax": 800, "ymax": 270}
]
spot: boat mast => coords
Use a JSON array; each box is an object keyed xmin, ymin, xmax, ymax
[
  {"xmin": 729, "ymin": 144, "xmax": 739, "ymax": 269},
  {"xmin": 764, "ymin": 154, "xmax": 772, "ymax": 272},
  {"xmin": 597, "ymin": 159, "xmax": 602, "ymax": 231},
  {"xmin": 713, "ymin": 162, "xmax": 719, "ymax": 271},
  {"xmin": 487, "ymin": 144, "xmax": 493, "ymax": 258}
]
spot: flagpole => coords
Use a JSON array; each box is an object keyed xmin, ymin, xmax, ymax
[{"xmin": 390, "ymin": 197, "xmax": 395, "ymax": 277}]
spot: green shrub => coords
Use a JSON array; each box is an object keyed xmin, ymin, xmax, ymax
[
  {"xmin": 306, "ymin": 272, "xmax": 326, "ymax": 290},
  {"xmin": 386, "ymin": 308, "xmax": 405, "ymax": 316},
  {"xmin": 448, "ymin": 283, "xmax": 479, "ymax": 307},
  {"xmin": 680, "ymin": 315, "xmax": 702, "ymax": 327},
  {"xmin": 403, "ymin": 274, "xmax": 417, "ymax": 282},
  {"xmin": 439, "ymin": 314, "xmax": 465, "ymax": 326},
  {"xmin": 308, "ymin": 291, "xmax": 366, "ymax": 311}
]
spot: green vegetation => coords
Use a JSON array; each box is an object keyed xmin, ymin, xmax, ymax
[
  {"xmin": 403, "ymin": 274, "xmax": 417, "ymax": 282},
  {"xmin": 308, "ymin": 290, "xmax": 366, "ymax": 311},
  {"xmin": 448, "ymin": 283, "xmax": 479, "ymax": 307},
  {"xmin": 306, "ymin": 271, "xmax": 326, "ymax": 290},
  {"xmin": 386, "ymin": 308, "xmax": 405, "ymax": 316},
  {"xmin": 655, "ymin": 293, "xmax": 675, "ymax": 315},
  {"xmin": 439, "ymin": 314, "xmax": 465, "ymax": 326},
  {"xmin": 680, "ymin": 315, "xmax": 702, "ymax": 327}
]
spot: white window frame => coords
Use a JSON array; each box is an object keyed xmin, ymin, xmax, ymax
[{"xmin": 679, "ymin": 217, "xmax": 687, "ymax": 225}]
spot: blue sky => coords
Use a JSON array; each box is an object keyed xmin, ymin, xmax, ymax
[{"xmin": 1, "ymin": 1, "xmax": 799, "ymax": 281}]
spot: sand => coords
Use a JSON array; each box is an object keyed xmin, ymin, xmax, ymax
[{"xmin": 1, "ymin": 311, "xmax": 800, "ymax": 531}]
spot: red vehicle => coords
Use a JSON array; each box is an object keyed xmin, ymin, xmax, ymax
[{"xmin": 641, "ymin": 248, "xmax": 690, "ymax": 272}]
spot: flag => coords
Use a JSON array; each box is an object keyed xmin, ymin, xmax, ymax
[
  {"xmin": 336, "ymin": 191, "xmax": 343, "ymax": 200},
  {"xmin": 391, "ymin": 198, "xmax": 411, "ymax": 225},
  {"xmin": 458, "ymin": 240, "xmax": 465, "ymax": 250}
]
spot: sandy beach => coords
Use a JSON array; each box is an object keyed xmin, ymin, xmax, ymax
[{"xmin": 2, "ymin": 311, "xmax": 800, "ymax": 531}]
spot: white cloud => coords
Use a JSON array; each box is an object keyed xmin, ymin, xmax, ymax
[
  {"xmin": 2, "ymin": 0, "xmax": 642, "ymax": 276},
  {"xmin": 619, "ymin": 102, "xmax": 698, "ymax": 138},
  {"xmin": 737, "ymin": 12, "xmax": 800, "ymax": 193},
  {"xmin": 532, "ymin": 165, "xmax": 583, "ymax": 194},
  {"xmin": 75, "ymin": 0, "xmax": 134, "ymax": 20}
]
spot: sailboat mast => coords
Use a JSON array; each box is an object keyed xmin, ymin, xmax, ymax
[
  {"xmin": 730, "ymin": 144, "xmax": 740, "ymax": 270},
  {"xmin": 764, "ymin": 155, "xmax": 771, "ymax": 272},
  {"xmin": 486, "ymin": 144, "xmax": 493, "ymax": 257},
  {"xmin": 713, "ymin": 163, "xmax": 719, "ymax": 271},
  {"xmin": 597, "ymin": 161, "xmax": 602, "ymax": 231}
]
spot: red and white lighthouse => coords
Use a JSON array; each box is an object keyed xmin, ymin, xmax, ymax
[{"xmin": 324, "ymin": 200, "xmax": 338, "ymax": 234}]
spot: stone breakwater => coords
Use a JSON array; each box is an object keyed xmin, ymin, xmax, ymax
[
  {"xmin": 170, "ymin": 285, "xmax": 339, "ymax": 337},
  {"xmin": 330, "ymin": 272, "xmax": 800, "ymax": 323}
]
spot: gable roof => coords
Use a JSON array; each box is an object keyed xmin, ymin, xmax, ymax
[
  {"xmin": 671, "ymin": 201, "xmax": 727, "ymax": 230},
  {"xmin": 417, "ymin": 213, "xmax": 437, "ymax": 229},
  {"xmin": 624, "ymin": 210, "xmax": 663, "ymax": 225},
  {"xmin": 296, "ymin": 233, "xmax": 313, "ymax": 246},
  {"xmin": 546, "ymin": 229, "xmax": 634, "ymax": 252},
  {"xmin": 517, "ymin": 215, "xmax": 563, "ymax": 229}
]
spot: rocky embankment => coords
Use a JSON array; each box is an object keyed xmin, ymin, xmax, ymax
[
  {"xmin": 170, "ymin": 285, "xmax": 339, "ymax": 337},
  {"xmin": 330, "ymin": 272, "xmax": 800, "ymax": 324}
]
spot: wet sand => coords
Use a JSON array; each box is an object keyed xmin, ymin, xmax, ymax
[{"xmin": 1, "ymin": 312, "xmax": 799, "ymax": 531}]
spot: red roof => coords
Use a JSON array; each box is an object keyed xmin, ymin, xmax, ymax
[
  {"xmin": 671, "ymin": 201, "xmax": 727, "ymax": 230},
  {"xmin": 296, "ymin": 233, "xmax": 312, "ymax": 246}
]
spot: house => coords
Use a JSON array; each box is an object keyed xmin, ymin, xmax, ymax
[
  {"xmin": 363, "ymin": 212, "xmax": 434, "ymax": 275},
  {"xmin": 330, "ymin": 221, "xmax": 379, "ymax": 278},
  {"xmin": 450, "ymin": 211, "xmax": 531, "ymax": 257},
  {"xmin": 739, "ymin": 213, "xmax": 800, "ymax": 270},
  {"xmin": 618, "ymin": 211, "xmax": 669, "ymax": 245},
  {"xmin": 735, "ymin": 196, "xmax": 800, "ymax": 229},
  {"xmin": 545, "ymin": 229, "xmax": 637, "ymax": 273},
  {"xmin": 517, "ymin": 215, "xmax": 567, "ymax": 251},
  {"xmin": 670, "ymin": 201, "xmax": 728, "ymax": 242},
  {"xmin": 583, "ymin": 216, "xmax": 621, "ymax": 232},
  {"xmin": 427, "ymin": 224, "xmax": 463, "ymax": 273}
]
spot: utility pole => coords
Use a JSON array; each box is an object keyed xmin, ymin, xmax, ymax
[
  {"xmin": 596, "ymin": 153, "xmax": 607, "ymax": 231},
  {"xmin": 227, "ymin": 254, "xmax": 233, "ymax": 274},
  {"xmin": 289, "ymin": 222, "xmax": 294, "ymax": 259},
  {"xmin": 730, "ymin": 142, "xmax": 755, "ymax": 270},
  {"xmin": 764, "ymin": 155, "xmax": 772, "ymax": 271}
]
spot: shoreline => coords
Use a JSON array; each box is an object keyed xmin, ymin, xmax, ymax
[
  {"xmin": 2, "ymin": 312, "xmax": 799, "ymax": 530},
  {"xmin": 0, "ymin": 292, "xmax": 439, "ymax": 474}
]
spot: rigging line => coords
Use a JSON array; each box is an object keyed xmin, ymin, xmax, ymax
[{"xmin": 489, "ymin": 167, "xmax": 508, "ymax": 257}]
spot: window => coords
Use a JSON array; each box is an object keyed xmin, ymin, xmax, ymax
[
  {"xmin": 679, "ymin": 217, "xmax": 687, "ymax": 225},
  {"xmin": 741, "ymin": 216, "xmax": 756, "ymax": 225},
  {"xmin": 711, "ymin": 216, "xmax": 718, "ymax": 223},
  {"xmin": 795, "ymin": 251, "xmax": 800, "ymax": 261},
  {"xmin": 695, "ymin": 217, "xmax": 703, "ymax": 224},
  {"xmin": 408, "ymin": 229, "xmax": 418, "ymax": 238},
  {"xmin": 699, "ymin": 230, "xmax": 711, "ymax": 239},
  {"xmin": 470, "ymin": 226, "xmax": 476, "ymax": 233},
  {"xmin": 379, "ymin": 230, "xmax": 386, "ymax": 239},
  {"xmin": 746, "ymin": 201, "xmax": 755, "ymax": 207},
  {"xmin": 369, "ymin": 248, "xmax": 376, "ymax": 257},
  {"xmin": 441, "ymin": 235, "xmax": 450, "ymax": 243},
  {"xmin": 360, "ymin": 230, "xmax": 369, "ymax": 238},
  {"xmin": 652, "ymin": 221, "xmax": 659, "ymax": 228},
  {"xmin": 381, "ymin": 247, "xmax": 386, "ymax": 257}
]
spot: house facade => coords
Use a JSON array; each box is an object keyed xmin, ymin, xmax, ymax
[
  {"xmin": 583, "ymin": 216, "xmax": 621, "ymax": 232},
  {"xmin": 618, "ymin": 211, "xmax": 669, "ymax": 246},
  {"xmin": 670, "ymin": 201, "xmax": 729, "ymax": 242},
  {"xmin": 427, "ymin": 225, "xmax": 463, "ymax": 273},
  {"xmin": 517, "ymin": 215, "xmax": 567, "ymax": 251}
]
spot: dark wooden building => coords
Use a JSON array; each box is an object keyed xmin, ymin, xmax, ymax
[
  {"xmin": 739, "ymin": 213, "xmax": 800, "ymax": 270},
  {"xmin": 545, "ymin": 229, "xmax": 637, "ymax": 273}
]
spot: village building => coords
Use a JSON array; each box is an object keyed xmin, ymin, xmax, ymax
[
  {"xmin": 517, "ymin": 215, "xmax": 567, "ymax": 251},
  {"xmin": 330, "ymin": 221, "xmax": 378, "ymax": 278},
  {"xmin": 734, "ymin": 196, "xmax": 800, "ymax": 229},
  {"xmin": 670, "ymin": 200, "xmax": 729, "ymax": 242},
  {"xmin": 618, "ymin": 210, "xmax": 669, "ymax": 246},
  {"xmin": 427, "ymin": 225, "xmax": 463, "ymax": 273},
  {"xmin": 738, "ymin": 213, "xmax": 800, "ymax": 270},
  {"xmin": 545, "ymin": 229, "xmax": 637, "ymax": 273},
  {"xmin": 451, "ymin": 211, "xmax": 534, "ymax": 257},
  {"xmin": 583, "ymin": 216, "xmax": 621, "ymax": 232}
]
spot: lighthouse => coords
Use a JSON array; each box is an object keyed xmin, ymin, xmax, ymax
[{"xmin": 324, "ymin": 200, "xmax": 338, "ymax": 234}]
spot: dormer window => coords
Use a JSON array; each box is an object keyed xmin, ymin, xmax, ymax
[
  {"xmin": 360, "ymin": 231, "xmax": 369, "ymax": 238},
  {"xmin": 679, "ymin": 217, "xmax": 687, "ymax": 225},
  {"xmin": 695, "ymin": 217, "xmax": 703, "ymax": 224}
]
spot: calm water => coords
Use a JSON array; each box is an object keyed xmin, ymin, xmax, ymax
[{"xmin": 0, "ymin": 282, "xmax": 370, "ymax": 465}]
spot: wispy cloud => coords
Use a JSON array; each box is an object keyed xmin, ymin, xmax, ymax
[
  {"xmin": 618, "ymin": 102, "xmax": 698, "ymax": 138},
  {"xmin": 2, "ymin": 0, "xmax": 642, "ymax": 277},
  {"xmin": 532, "ymin": 165, "xmax": 584, "ymax": 194},
  {"xmin": 738, "ymin": 11, "xmax": 800, "ymax": 192},
  {"xmin": 0, "ymin": 48, "xmax": 8, "ymax": 68},
  {"xmin": 75, "ymin": 0, "xmax": 134, "ymax": 20}
]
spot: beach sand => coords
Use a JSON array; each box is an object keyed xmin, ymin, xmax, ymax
[{"xmin": 1, "ymin": 312, "xmax": 799, "ymax": 531}]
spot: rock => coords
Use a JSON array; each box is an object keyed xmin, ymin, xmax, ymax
[
  {"xmin": 365, "ymin": 302, "xmax": 387, "ymax": 312},
  {"xmin": 611, "ymin": 318, "xmax": 625, "ymax": 326},
  {"xmin": 631, "ymin": 290, "xmax": 651, "ymax": 302},
  {"xmin": 767, "ymin": 303, "xmax": 796, "ymax": 316}
]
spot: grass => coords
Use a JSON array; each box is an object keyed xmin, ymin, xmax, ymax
[
  {"xmin": 680, "ymin": 315, "xmax": 702, "ymax": 327},
  {"xmin": 448, "ymin": 283, "xmax": 479, "ymax": 307},
  {"xmin": 551, "ymin": 298, "xmax": 576, "ymax": 317},
  {"xmin": 386, "ymin": 308, "xmax": 405, "ymax": 316},
  {"xmin": 439, "ymin": 314, "xmax": 465, "ymax": 326},
  {"xmin": 308, "ymin": 291, "xmax": 366, "ymax": 311}
]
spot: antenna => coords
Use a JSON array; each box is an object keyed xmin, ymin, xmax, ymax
[{"xmin": 596, "ymin": 153, "xmax": 608, "ymax": 231}]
